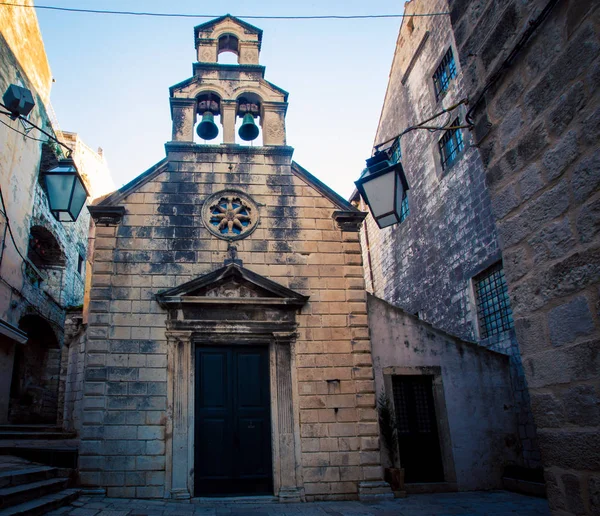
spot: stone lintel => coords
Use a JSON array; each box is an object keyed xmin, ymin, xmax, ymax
[
  {"xmin": 332, "ymin": 210, "xmax": 368, "ymax": 232},
  {"xmin": 88, "ymin": 206, "xmax": 125, "ymax": 226}
]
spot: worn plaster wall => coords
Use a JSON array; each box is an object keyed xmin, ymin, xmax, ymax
[
  {"xmin": 79, "ymin": 146, "xmax": 383, "ymax": 501},
  {"xmin": 447, "ymin": 0, "xmax": 600, "ymax": 513},
  {"xmin": 359, "ymin": 0, "xmax": 539, "ymax": 468},
  {"xmin": 368, "ymin": 294, "xmax": 519, "ymax": 491},
  {"xmin": 0, "ymin": 4, "xmax": 113, "ymax": 423}
]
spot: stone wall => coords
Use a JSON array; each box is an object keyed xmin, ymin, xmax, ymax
[
  {"xmin": 368, "ymin": 294, "xmax": 519, "ymax": 491},
  {"xmin": 358, "ymin": 0, "xmax": 539, "ymax": 468},
  {"xmin": 79, "ymin": 145, "xmax": 385, "ymax": 500},
  {"xmin": 448, "ymin": 0, "xmax": 600, "ymax": 513}
]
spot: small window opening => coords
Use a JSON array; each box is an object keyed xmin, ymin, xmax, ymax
[
  {"xmin": 407, "ymin": 16, "xmax": 415, "ymax": 33},
  {"xmin": 474, "ymin": 262, "xmax": 514, "ymax": 339},
  {"xmin": 438, "ymin": 118, "xmax": 464, "ymax": 171},
  {"xmin": 77, "ymin": 253, "xmax": 85, "ymax": 275},
  {"xmin": 433, "ymin": 47, "xmax": 457, "ymax": 100}
]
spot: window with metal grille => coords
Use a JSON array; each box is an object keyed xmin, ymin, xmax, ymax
[
  {"xmin": 439, "ymin": 118, "xmax": 464, "ymax": 170},
  {"xmin": 433, "ymin": 47, "xmax": 457, "ymax": 100},
  {"xmin": 474, "ymin": 263, "xmax": 514, "ymax": 338}
]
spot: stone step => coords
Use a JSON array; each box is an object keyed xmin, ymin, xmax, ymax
[
  {"xmin": 0, "ymin": 467, "xmax": 57, "ymax": 489},
  {"xmin": 0, "ymin": 478, "xmax": 69, "ymax": 510},
  {"xmin": 0, "ymin": 488, "xmax": 80, "ymax": 516},
  {"xmin": 0, "ymin": 434, "xmax": 76, "ymax": 441}
]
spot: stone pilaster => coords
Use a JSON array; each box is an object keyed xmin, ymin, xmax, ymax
[
  {"xmin": 261, "ymin": 102, "xmax": 287, "ymax": 146},
  {"xmin": 220, "ymin": 100, "xmax": 237, "ymax": 144},
  {"xmin": 166, "ymin": 331, "xmax": 193, "ymax": 500},
  {"xmin": 170, "ymin": 98, "xmax": 197, "ymax": 142}
]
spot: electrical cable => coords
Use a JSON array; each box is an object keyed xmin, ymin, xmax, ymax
[
  {"xmin": 374, "ymin": 98, "xmax": 470, "ymax": 151},
  {"xmin": 0, "ymin": 185, "xmax": 32, "ymax": 268},
  {"xmin": 0, "ymin": 2, "xmax": 449, "ymax": 20},
  {"xmin": 0, "ymin": 102, "xmax": 72, "ymax": 156},
  {"xmin": 0, "ymin": 117, "xmax": 48, "ymax": 143}
]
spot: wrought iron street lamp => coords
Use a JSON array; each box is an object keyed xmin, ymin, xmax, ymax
[
  {"xmin": 355, "ymin": 151, "xmax": 409, "ymax": 229},
  {"xmin": 44, "ymin": 158, "xmax": 89, "ymax": 222}
]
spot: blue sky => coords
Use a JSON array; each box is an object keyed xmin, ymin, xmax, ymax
[{"xmin": 35, "ymin": 1, "xmax": 405, "ymax": 198}]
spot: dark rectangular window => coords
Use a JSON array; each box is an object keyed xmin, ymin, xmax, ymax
[
  {"xmin": 439, "ymin": 118, "xmax": 464, "ymax": 170},
  {"xmin": 77, "ymin": 253, "xmax": 85, "ymax": 275},
  {"xmin": 433, "ymin": 47, "xmax": 457, "ymax": 100},
  {"xmin": 474, "ymin": 263, "xmax": 514, "ymax": 339}
]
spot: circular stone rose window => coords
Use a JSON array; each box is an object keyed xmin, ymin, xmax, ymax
[{"xmin": 202, "ymin": 190, "xmax": 259, "ymax": 241}]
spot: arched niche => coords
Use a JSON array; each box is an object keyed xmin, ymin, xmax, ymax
[{"xmin": 27, "ymin": 226, "xmax": 65, "ymax": 268}]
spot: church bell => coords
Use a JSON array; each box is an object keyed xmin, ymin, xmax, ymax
[
  {"xmin": 197, "ymin": 111, "xmax": 219, "ymax": 140},
  {"xmin": 238, "ymin": 113, "xmax": 259, "ymax": 141}
]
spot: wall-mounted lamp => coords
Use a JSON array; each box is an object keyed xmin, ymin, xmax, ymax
[
  {"xmin": 44, "ymin": 158, "xmax": 89, "ymax": 222},
  {"xmin": 355, "ymin": 151, "xmax": 409, "ymax": 229}
]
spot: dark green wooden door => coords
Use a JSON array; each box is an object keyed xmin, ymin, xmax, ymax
[{"xmin": 194, "ymin": 346, "xmax": 272, "ymax": 496}]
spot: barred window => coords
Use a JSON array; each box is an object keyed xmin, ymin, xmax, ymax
[
  {"xmin": 433, "ymin": 47, "xmax": 457, "ymax": 100},
  {"xmin": 474, "ymin": 263, "xmax": 514, "ymax": 339},
  {"xmin": 439, "ymin": 119, "xmax": 464, "ymax": 170},
  {"xmin": 389, "ymin": 138, "xmax": 402, "ymax": 164}
]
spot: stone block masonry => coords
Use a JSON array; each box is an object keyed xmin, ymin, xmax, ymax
[
  {"xmin": 358, "ymin": 0, "xmax": 540, "ymax": 470},
  {"xmin": 448, "ymin": 0, "xmax": 600, "ymax": 513},
  {"xmin": 78, "ymin": 144, "xmax": 386, "ymax": 501}
]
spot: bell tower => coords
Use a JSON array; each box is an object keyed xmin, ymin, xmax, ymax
[{"xmin": 169, "ymin": 15, "xmax": 289, "ymax": 146}]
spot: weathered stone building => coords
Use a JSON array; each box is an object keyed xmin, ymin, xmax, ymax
[
  {"xmin": 352, "ymin": 0, "xmax": 540, "ymax": 485},
  {"xmin": 446, "ymin": 0, "xmax": 600, "ymax": 513},
  {"xmin": 0, "ymin": 0, "xmax": 112, "ymax": 425},
  {"xmin": 74, "ymin": 16, "xmax": 392, "ymax": 501}
]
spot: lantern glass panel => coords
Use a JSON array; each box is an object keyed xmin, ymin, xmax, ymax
[
  {"xmin": 361, "ymin": 169, "xmax": 397, "ymax": 217},
  {"xmin": 69, "ymin": 178, "xmax": 88, "ymax": 220},
  {"xmin": 46, "ymin": 173, "xmax": 74, "ymax": 212}
]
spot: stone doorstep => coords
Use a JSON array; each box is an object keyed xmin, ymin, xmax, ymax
[
  {"xmin": 502, "ymin": 477, "xmax": 547, "ymax": 498},
  {"xmin": 192, "ymin": 496, "xmax": 279, "ymax": 505}
]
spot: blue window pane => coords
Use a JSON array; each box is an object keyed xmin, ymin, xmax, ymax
[
  {"xmin": 474, "ymin": 263, "xmax": 515, "ymax": 339},
  {"xmin": 433, "ymin": 48, "xmax": 457, "ymax": 100}
]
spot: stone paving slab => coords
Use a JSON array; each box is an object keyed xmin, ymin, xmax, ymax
[{"xmin": 46, "ymin": 491, "xmax": 550, "ymax": 516}]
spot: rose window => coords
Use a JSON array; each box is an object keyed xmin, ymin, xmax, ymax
[
  {"xmin": 209, "ymin": 197, "xmax": 252, "ymax": 236},
  {"xmin": 202, "ymin": 191, "xmax": 259, "ymax": 241}
]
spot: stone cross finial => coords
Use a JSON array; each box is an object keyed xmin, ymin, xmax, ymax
[{"xmin": 224, "ymin": 243, "xmax": 243, "ymax": 266}]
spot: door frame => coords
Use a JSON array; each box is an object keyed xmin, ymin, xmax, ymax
[
  {"xmin": 382, "ymin": 366, "xmax": 457, "ymax": 485},
  {"xmin": 164, "ymin": 329, "xmax": 303, "ymax": 501},
  {"xmin": 193, "ymin": 342, "xmax": 273, "ymax": 496}
]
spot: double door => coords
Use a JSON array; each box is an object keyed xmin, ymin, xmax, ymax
[{"xmin": 194, "ymin": 345, "xmax": 272, "ymax": 496}]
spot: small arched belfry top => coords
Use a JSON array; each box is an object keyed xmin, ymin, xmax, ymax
[
  {"xmin": 169, "ymin": 15, "xmax": 289, "ymax": 146},
  {"xmin": 195, "ymin": 15, "xmax": 262, "ymax": 65}
]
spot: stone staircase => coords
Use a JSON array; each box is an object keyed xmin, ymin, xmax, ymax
[
  {"xmin": 0, "ymin": 426, "xmax": 80, "ymax": 515},
  {"xmin": 0, "ymin": 455, "xmax": 79, "ymax": 515}
]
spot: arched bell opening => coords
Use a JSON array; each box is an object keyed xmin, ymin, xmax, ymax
[
  {"xmin": 235, "ymin": 92, "xmax": 263, "ymax": 146},
  {"xmin": 217, "ymin": 34, "xmax": 239, "ymax": 64},
  {"xmin": 194, "ymin": 92, "xmax": 223, "ymax": 145},
  {"xmin": 9, "ymin": 314, "xmax": 61, "ymax": 424}
]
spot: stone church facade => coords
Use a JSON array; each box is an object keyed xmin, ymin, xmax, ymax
[{"xmin": 75, "ymin": 16, "xmax": 390, "ymax": 501}]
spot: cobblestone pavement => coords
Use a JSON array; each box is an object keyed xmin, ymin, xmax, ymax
[{"xmin": 48, "ymin": 491, "xmax": 550, "ymax": 516}]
